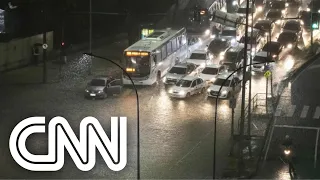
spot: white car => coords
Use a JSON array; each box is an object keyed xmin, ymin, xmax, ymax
[
  {"xmin": 252, "ymin": 51, "xmax": 275, "ymax": 72},
  {"xmin": 186, "ymin": 49, "xmax": 213, "ymax": 68},
  {"xmin": 199, "ymin": 64, "xmax": 228, "ymax": 83},
  {"xmin": 207, "ymin": 73, "xmax": 241, "ymax": 99},
  {"xmin": 163, "ymin": 63, "xmax": 199, "ymax": 85},
  {"xmin": 168, "ymin": 76, "xmax": 206, "ymax": 98}
]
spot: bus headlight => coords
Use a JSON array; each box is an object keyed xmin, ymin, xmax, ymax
[{"xmin": 205, "ymin": 29, "xmax": 210, "ymax": 36}]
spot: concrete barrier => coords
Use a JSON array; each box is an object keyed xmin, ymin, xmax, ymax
[{"xmin": 0, "ymin": 31, "xmax": 53, "ymax": 72}]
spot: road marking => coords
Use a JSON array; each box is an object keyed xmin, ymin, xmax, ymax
[
  {"xmin": 285, "ymin": 105, "xmax": 296, "ymax": 117},
  {"xmin": 314, "ymin": 107, "xmax": 320, "ymax": 119},
  {"xmin": 300, "ymin": 105, "xmax": 309, "ymax": 118},
  {"xmin": 275, "ymin": 105, "xmax": 282, "ymax": 117}
]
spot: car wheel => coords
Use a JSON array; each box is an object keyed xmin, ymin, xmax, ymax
[{"xmin": 186, "ymin": 92, "xmax": 191, "ymax": 97}]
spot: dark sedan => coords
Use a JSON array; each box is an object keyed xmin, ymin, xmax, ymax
[
  {"xmin": 84, "ymin": 77, "xmax": 122, "ymax": 99},
  {"xmin": 277, "ymin": 31, "xmax": 298, "ymax": 49},
  {"xmin": 266, "ymin": 10, "xmax": 284, "ymax": 25},
  {"xmin": 262, "ymin": 41, "xmax": 283, "ymax": 60},
  {"xmin": 282, "ymin": 20, "xmax": 302, "ymax": 37},
  {"xmin": 207, "ymin": 38, "xmax": 231, "ymax": 57},
  {"xmin": 254, "ymin": 20, "xmax": 274, "ymax": 36}
]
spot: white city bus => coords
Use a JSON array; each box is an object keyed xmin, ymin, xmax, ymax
[{"xmin": 123, "ymin": 28, "xmax": 188, "ymax": 85}]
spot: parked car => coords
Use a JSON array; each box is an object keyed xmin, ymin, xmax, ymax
[
  {"xmin": 186, "ymin": 49, "xmax": 213, "ymax": 67},
  {"xmin": 199, "ymin": 64, "xmax": 228, "ymax": 83}
]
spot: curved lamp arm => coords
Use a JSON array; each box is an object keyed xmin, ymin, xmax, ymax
[{"xmin": 83, "ymin": 53, "xmax": 141, "ymax": 180}]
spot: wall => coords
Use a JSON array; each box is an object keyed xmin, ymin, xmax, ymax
[{"xmin": 0, "ymin": 31, "xmax": 53, "ymax": 72}]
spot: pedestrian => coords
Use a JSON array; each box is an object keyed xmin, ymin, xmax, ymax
[{"xmin": 32, "ymin": 45, "xmax": 40, "ymax": 66}]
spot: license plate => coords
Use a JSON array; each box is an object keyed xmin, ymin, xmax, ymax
[{"xmin": 90, "ymin": 93, "xmax": 96, "ymax": 96}]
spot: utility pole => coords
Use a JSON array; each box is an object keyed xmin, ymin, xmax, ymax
[
  {"xmin": 238, "ymin": 0, "xmax": 250, "ymax": 175},
  {"xmin": 310, "ymin": 0, "xmax": 314, "ymax": 54},
  {"xmin": 88, "ymin": 0, "xmax": 92, "ymax": 75},
  {"xmin": 42, "ymin": 5, "xmax": 47, "ymax": 83}
]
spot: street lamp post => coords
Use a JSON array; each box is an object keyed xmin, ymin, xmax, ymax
[
  {"xmin": 88, "ymin": 0, "xmax": 92, "ymax": 75},
  {"xmin": 213, "ymin": 61, "xmax": 274, "ymax": 179},
  {"xmin": 83, "ymin": 53, "xmax": 140, "ymax": 180}
]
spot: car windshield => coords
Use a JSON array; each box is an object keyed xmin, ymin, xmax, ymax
[
  {"xmin": 254, "ymin": 22, "xmax": 271, "ymax": 30},
  {"xmin": 284, "ymin": 22, "xmax": 300, "ymax": 31},
  {"xmin": 90, "ymin": 79, "xmax": 105, "ymax": 86},
  {"xmin": 278, "ymin": 33, "xmax": 296, "ymax": 42},
  {"xmin": 253, "ymin": 55, "xmax": 268, "ymax": 63},
  {"xmin": 267, "ymin": 11, "xmax": 281, "ymax": 19},
  {"xmin": 271, "ymin": 2, "xmax": 285, "ymax": 9},
  {"xmin": 176, "ymin": 80, "xmax": 192, "ymax": 87},
  {"xmin": 209, "ymin": 40, "xmax": 228, "ymax": 52},
  {"xmin": 263, "ymin": 43, "xmax": 280, "ymax": 53},
  {"xmin": 190, "ymin": 53, "xmax": 206, "ymax": 59},
  {"xmin": 169, "ymin": 67, "xmax": 187, "ymax": 74},
  {"xmin": 221, "ymin": 30, "xmax": 236, "ymax": 36},
  {"xmin": 202, "ymin": 67, "xmax": 219, "ymax": 75},
  {"xmin": 225, "ymin": 52, "xmax": 239, "ymax": 62},
  {"xmin": 239, "ymin": 36, "xmax": 256, "ymax": 44},
  {"xmin": 213, "ymin": 78, "xmax": 231, "ymax": 86}
]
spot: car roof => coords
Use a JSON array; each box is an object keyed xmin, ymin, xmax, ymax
[
  {"xmin": 256, "ymin": 19, "xmax": 272, "ymax": 24},
  {"xmin": 284, "ymin": 20, "xmax": 300, "ymax": 25},
  {"xmin": 265, "ymin": 41, "xmax": 281, "ymax": 46},
  {"xmin": 267, "ymin": 9, "xmax": 282, "ymax": 13},
  {"xmin": 223, "ymin": 27, "xmax": 237, "ymax": 31},
  {"xmin": 173, "ymin": 63, "xmax": 192, "ymax": 68},
  {"xmin": 226, "ymin": 44, "xmax": 245, "ymax": 52},
  {"xmin": 205, "ymin": 64, "xmax": 221, "ymax": 68},
  {"xmin": 193, "ymin": 49, "xmax": 207, "ymax": 53},
  {"xmin": 255, "ymin": 51, "xmax": 268, "ymax": 57},
  {"xmin": 216, "ymin": 73, "xmax": 236, "ymax": 80},
  {"xmin": 181, "ymin": 75, "xmax": 198, "ymax": 81},
  {"xmin": 279, "ymin": 31, "xmax": 296, "ymax": 36}
]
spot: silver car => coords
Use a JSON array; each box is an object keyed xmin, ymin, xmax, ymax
[
  {"xmin": 163, "ymin": 63, "xmax": 199, "ymax": 85},
  {"xmin": 84, "ymin": 77, "xmax": 122, "ymax": 99}
]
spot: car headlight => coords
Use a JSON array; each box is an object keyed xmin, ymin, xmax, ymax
[
  {"xmin": 210, "ymin": 34, "xmax": 216, "ymax": 39},
  {"xmin": 205, "ymin": 29, "xmax": 210, "ymax": 36},
  {"xmin": 168, "ymin": 89, "xmax": 173, "ymax": 93},
  {"xmin": 281, "ymin": 10, "xmax": 286, "ymax": 14},
  {"xmin": 257, "ymin": 6, "xmax": 263, "ymax": 12},
  {"xmin": 179, "ymin": 91, "xmax": 186, "ymax": 95},
  {"xmin": 300, "ymin": 21, "xmax": 304, "ymax": 25},
  {"xmin": 221, "ymin": 90, "xmax": 228, "ymax": 95},
  {"xmin": 307, "ymin": 8, "xmax": 310, "ymax": 12},
  {"xmin": 276, "ymin": 20, "xmax": 281, "ymax": 24},
  {"xmin": 210, "ymin": 78, "xmax": 216, "ymax": 82},
  {"xmin": 318, "ymin": 9, "xmax": 320, "ymax": 13},
  {"xmin": 285, "ymin": 3, "xmax": 289, "ymax": 7},
  {"xmin": 85, "ymin": 89, "xmax": 89, "ymax": 92},
  {"xmin": 98, "ymin": 90, "xmax": 103, "ymax": 93},
  {"xmin": 272, "ymin": 54, "xmax": 277, "ymax": 58},
  {"xmin": 232, "ymin": 0, "xmax": 237, "ymax": 6},
  {"xmin": 219, "ymin": 52, "xmax": 225, "ymax": 56},
  {"xmin": 163, "ymin": 77, "xmax": 167, "ymax": 83},
  {"xmin": 265, "ymin": 32, "xmax": 269, "ymax": 36},
  {"xmin": 287, "ymin": 44, "xmax": 293, "ymax": 49},
  {"xmin": 231, "ymin": 38, "xmax": 237, "ymax": 44},
  {"xmin": 220, "ymin": 56, "xmax": 224, "ymax": 60}
]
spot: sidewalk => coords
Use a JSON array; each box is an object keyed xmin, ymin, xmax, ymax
[{"xmin": 0, "ymin": 37, "xmax": 128, "ymax": 86}]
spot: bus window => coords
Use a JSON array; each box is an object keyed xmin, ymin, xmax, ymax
[
  {"xmin": 172, "ymin": 38, "xmax": 177, "ymax": 52},
  {"xmin": 177, "ymin": 36, "xmax": 181, "ymax": 48},
  {"xmin": 167, "ymin": 42, "xmax": 172, "ymax": 55},
  {"xmin": 161, "ymin": 46, "xmax": 167, "ymax": 60}
]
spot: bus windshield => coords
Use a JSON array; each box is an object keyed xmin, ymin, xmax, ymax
[{"xmin": 125, "ymin": 55, "xmax": 151, "ymax": 78}]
